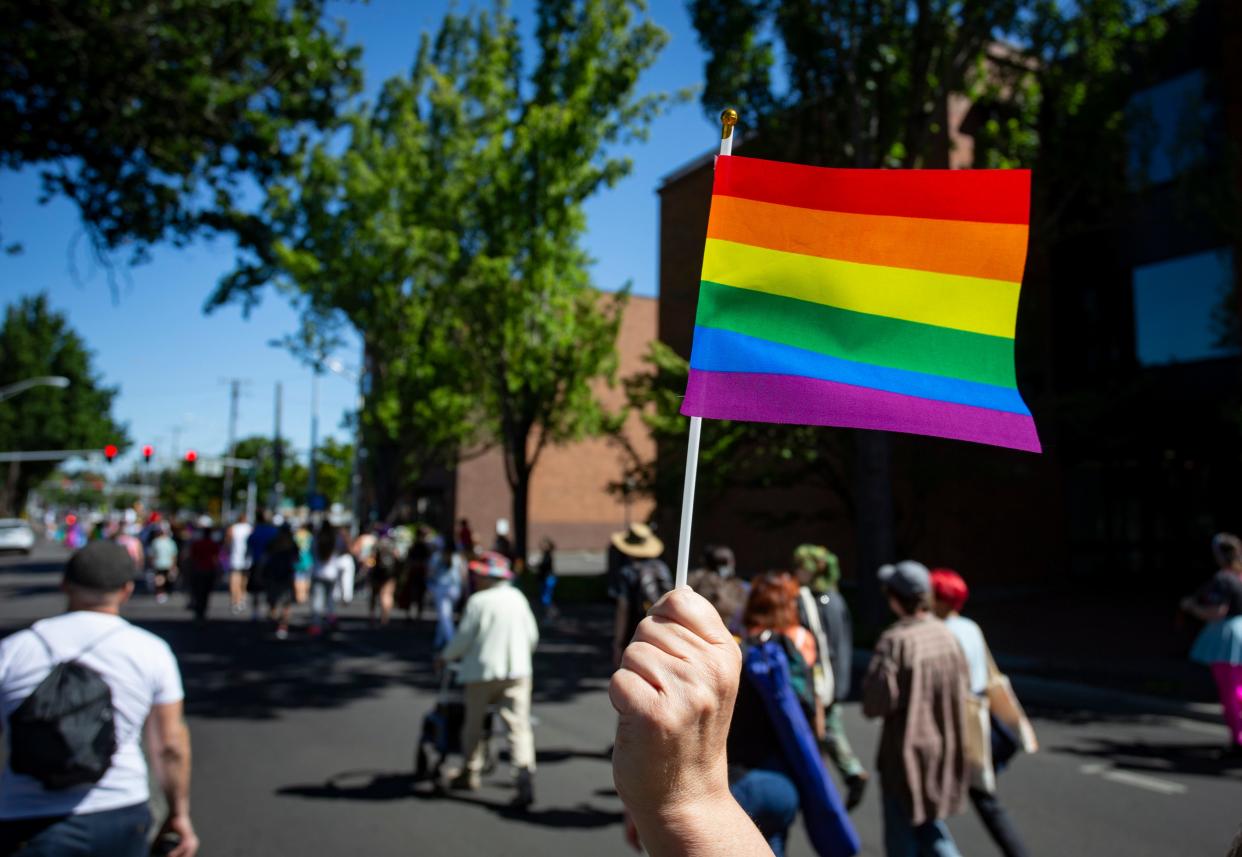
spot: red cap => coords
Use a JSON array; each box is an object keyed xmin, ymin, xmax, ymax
[{"xmin": 930, "ymin": 568, "xmax": 969, "ymax": 612}]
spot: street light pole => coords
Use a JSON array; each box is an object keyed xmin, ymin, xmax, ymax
[{"xmin": 324, "ymin": 356, "xmax": 363, "ymax": 535}]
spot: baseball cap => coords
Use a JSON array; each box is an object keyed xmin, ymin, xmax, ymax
[
  {"xmin": 64, "ymin": 540, "xmax": 136, "ymax": 592},
  {"xmin": 930, "ymin": 568, "xmax": 970, "ymax": 611},
  {"xmin": 877, "ymin": 560, "xmax": 931, "ymax": 599}
]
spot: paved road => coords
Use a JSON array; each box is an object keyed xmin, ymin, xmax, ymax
[{"xmin": 2, "ymin": 543, "xmax": 1241, "ymax": 856}]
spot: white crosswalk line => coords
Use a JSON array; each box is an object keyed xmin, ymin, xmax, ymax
[
  {"xmin": 1101, "ymin": 769, "xmax": 1188, "ymax": 795},
  {"xmin": 1079, "ymin": 761, "xmax": 1187, "ymax": 795}
]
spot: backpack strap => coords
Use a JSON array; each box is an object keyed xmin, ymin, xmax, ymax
[{"xmin": 29, "ymin": 622, "xmax": 127, "ymax": 665}]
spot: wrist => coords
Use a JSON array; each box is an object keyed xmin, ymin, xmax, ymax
[
  {"xmin": 629, "ymin": 777, "xmax": 733, "ymax": 830},
  {"xmin": 627, "ymin": 784, "xmax": 741, "ymax": 856}
]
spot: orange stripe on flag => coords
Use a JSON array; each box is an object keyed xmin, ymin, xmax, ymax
[{"xmin": 707, "ymin": 195, "xmax": 1029, "ymax": 284}]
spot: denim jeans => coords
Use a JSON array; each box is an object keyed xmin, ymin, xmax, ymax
[
  {"xmin": 0, "ymin": 802, "xmax": 150, "ymax": 857},
  {"xmin": 730, "ymin": 768, "xmax": 799, "ymax": 857},
  {"xmin": 433, "ymin": 588, "xmax": 458, "ymax": 650},
  {"xmin": 882, "ymin": 793, "xmax": 962, "ymax": 857}
]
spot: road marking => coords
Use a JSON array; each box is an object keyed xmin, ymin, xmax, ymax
[
  {"xmin": 1079, "ymin": 762, "xmax": 1187, "ymax": 795},
  {"xmin": 1174, "ymin": 718, "xmax": 1225, "ymax": 736},
  {"xmin": 1102, "ymin": 770, "xmax": 1187, "ymax": 795}
]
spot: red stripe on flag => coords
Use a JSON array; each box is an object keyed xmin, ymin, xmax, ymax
[{"xmin": 713, "ymin": 155, "xmax": 1030, "ymax": 225}]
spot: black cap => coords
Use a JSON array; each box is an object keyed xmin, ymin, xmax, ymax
[{"xmin": 64, "ymin": 541, "xmax": 136, "ymax": 592}]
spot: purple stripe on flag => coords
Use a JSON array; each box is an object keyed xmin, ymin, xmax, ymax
[{"xmin": 681, "ymin": 369, "xmax": 1041, "ymax": 453}]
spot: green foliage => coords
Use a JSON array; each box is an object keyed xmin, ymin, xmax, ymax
[
  {"xmin": 157, "ymin": 461, "xmax": 221, "ymax": 517},
  {"xmin": 0, "ymin": 294, "xmax": 126, "ymax": 514},
  {"xmin": 690, "ymin": 0, "xmax": 1031, "ymax": 168},
  {"xmin": 616, "ymin": 342, "xmax": 852, "ymax": 528},
  {"xmin": 314, "ymin": 435, "xmax": 354, "ymax": 506},
  {"xmin": 0, "ymin": 0, "xmax": 360, "ymax": 266},
  {"xmin": 220, "ymin": 0, "xmax": 672, "ymax": 555}
]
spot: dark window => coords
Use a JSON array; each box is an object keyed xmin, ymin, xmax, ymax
[
  {"xmin": 1126, "ymin": 70, "xmax": 1215, "ymax": 188},
  {"xmin": 1132, "ymin": 248, "xmax": 1237, "ymax": 366}
]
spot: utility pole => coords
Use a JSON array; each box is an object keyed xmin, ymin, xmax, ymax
[
  {"xmin": 220, "ymin": 378, "xmax": 244, "ymax": 523},
  {"xmin": 308, "ymin": 366, "xmax": 320, "ymax": 505},
  {"xmin": 272, "ymin": 381, "xmax": 284, "ymax": 512}
]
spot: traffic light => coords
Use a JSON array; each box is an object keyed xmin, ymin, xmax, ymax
[
  {"xmin": 142, "ymin": 444, "xmax": 153, "ymax": 463},
  {"xmin": 103, "ymin": 444, "xmax": 118, "ymax": 463},
  {"xmin": 185, "ymin": 449, "xmax": 198, "ymax": 463}
]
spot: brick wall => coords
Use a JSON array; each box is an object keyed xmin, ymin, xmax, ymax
[{"xmin": 454, "ymin": 294, "xmax": 657, "ymax": 553}]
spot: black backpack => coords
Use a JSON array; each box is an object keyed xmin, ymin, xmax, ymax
[{"xmin": 9, "ymin": 627, "xmax": 121, "ymax": 790}]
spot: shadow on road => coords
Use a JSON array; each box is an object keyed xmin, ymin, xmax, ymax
[
  {"xmin": 276, "ymin": 770, "xmax": 623, "ymax": 829},
  {"xmin": 1053, "ymin": 738, "xmax": 1242, "ymax": 781}
]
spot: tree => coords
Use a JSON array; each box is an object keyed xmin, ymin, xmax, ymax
[
  {"xmin": 0, "ymin": 294, "xmax": 126, "ymax": 514},
  {"xmin": 315, "ymin": 436, "xmax": 354, "ymax": 507},
  {"xmin": 0, "ymin": 0, "xmax": 360, "ymax": 268},
  {"xmin": 218, "ymin": 0, "xmax": 672, "ymax": 559}
]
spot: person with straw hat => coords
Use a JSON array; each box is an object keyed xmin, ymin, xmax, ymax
[{"xmin": 608, "ymin": 523, "xmax": 672, "ymax": 667}]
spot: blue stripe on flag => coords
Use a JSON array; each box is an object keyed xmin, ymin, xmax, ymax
[{"xmin": 689, "ymin": 325, "xmax": 1030, "ymax": 415}]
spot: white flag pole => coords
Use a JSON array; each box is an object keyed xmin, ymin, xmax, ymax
[{"xmin": 675, "ymin": 108, "xmax": 738, "ymax": 590}]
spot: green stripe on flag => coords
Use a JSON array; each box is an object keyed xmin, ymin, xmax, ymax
[{"xmin": 694, "ymin": 280, "xmax": 1018, "ymax": 389}]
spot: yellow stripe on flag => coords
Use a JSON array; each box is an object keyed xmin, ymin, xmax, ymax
[{"xmin": 701, "ymin": 238, "xmax": 1021, "ymax": 338}]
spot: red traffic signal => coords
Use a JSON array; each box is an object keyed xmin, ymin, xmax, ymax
[
  {"xmin": 103, "ymin": 444, "xmax": 118, "ymax": 463},
  {"xmin": 142, "ymin": 444, "xmax": 153, "ymax": 463},
  {"xmin": 184, "ymin": 449, "xmax": 198, "ymax": 463}
]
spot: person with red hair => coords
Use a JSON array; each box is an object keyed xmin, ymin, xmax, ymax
[
  {"xmin": 745, "ymin": 572, "xmax": 818, "ymax": 670},
  {"xmin": 728, "ymin": 573, "xmax": 822, "ymax": 856},
  {"xmin": 931, "ymin": 568, "xmax": 1031, "ymax": 857}
]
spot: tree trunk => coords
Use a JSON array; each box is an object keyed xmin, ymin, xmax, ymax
[
  {"xmin": 507, "ymin": 429, "xmax": 531, "ymax": 571},
  {"xmin": 512, "ymin": 467, "xmax": 530, "ymax": 573},
  {"xmin": 852, "ymin": 430, "xmax": 895, "ymax": 631}
]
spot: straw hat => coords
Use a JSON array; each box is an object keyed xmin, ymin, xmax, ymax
[{"xmin": 610, "ymin": 523, "xmax": 664, "ymax": 559}]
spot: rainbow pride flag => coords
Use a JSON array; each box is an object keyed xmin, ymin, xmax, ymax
[{"xmin": 680, "ymin": 155, "xmax": 1041, "ymax": 453}]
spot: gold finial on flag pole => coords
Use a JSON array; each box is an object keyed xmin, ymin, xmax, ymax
[{"xmin": 720, "ymin": 108, "xmax": 738, "ymax": 139}]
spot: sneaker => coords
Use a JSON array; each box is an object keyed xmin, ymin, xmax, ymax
[
  {"xmin": 449, "ymin": 771, "xmax": 481, "ymax": 792},
  {"xmin": 844, "ymin": 773, "xmax": 868, "ymax": 812},
  {"xmin": 275, "ymin": 625, "xmax": 289, "ymax": 640}
]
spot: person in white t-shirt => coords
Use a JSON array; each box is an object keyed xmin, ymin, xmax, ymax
[
  {"xmin": 225, "ymin": 515, "xmax": 253, "ymax": 614},
  {"xmin": 0, "ymin": 541, "xmax": 198, "ymax": 857},
  {"xmin": 931, "ymin": 567, "xmax": 1031, "ymax": 857}
]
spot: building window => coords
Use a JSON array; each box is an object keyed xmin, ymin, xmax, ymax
[
  {"xmin": 1126, "ymin": 69, "xmax": 1215, "ymax": 188},
  {"xmin": 1132, "ymin": 248, "xmax": 1238, "ymax": 366}
]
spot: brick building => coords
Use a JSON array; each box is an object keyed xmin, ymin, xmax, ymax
[{"xmin": 450, "ymin": 294, "xmax": 657, "ymax": 553}]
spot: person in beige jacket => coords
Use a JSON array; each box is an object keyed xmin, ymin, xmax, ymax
[{"xmin": 437, "ymin": 551, "xmax": 540, "ymax": 808}]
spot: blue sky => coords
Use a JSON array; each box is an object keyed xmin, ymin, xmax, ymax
[{"xmin": 0, "ymin": 1, "xmax": 718, "ymax": 470}]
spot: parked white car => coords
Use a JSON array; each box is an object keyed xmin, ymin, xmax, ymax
[{"xmin": 0, "ymin": 519, "xmax": 35, "ymax": 554}]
